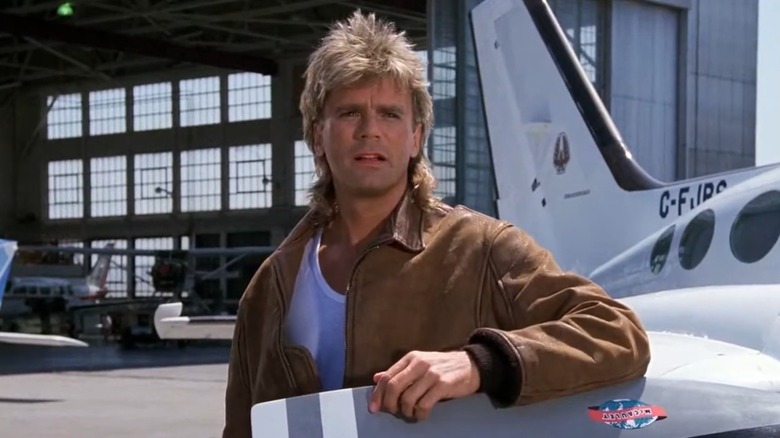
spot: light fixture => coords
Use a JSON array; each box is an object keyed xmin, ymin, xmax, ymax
[{"xmin": 57, "ymin": 2, "xmax": 74, "ymax": 17}]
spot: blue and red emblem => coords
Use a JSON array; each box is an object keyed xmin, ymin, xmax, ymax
[{"xmin": 587, "ymin": 399, "xmax": 667, "ymax": 430}]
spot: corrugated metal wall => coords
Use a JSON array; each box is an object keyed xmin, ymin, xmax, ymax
[
  {"xmin": 609, "ymin": 0, "xmax": 757, "ymax": 181},
  {"xmin": 610, "ymin": 0, "xmax": 680, "ymax": 182},
  {"xmin": 684, "ymin": 0, "xmax": 758, "ymax": 177}
]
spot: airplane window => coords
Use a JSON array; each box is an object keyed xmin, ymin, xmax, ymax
[
  {"xmin": 678, "ymin": 209, "xmax": 715, "ymax": 270},
  {"xmin": 649, "ymin": 225, "xmax": 675, "ymax": 274},
  {"xmin": 730, "ymin": 190, "xmax": 780, "ymax": 263}
]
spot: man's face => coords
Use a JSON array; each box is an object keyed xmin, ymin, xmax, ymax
[{"xmin": 314, "ymin": 76, "xmax": 422, "ymax": 200}]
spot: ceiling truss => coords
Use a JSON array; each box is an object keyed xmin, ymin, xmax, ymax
[{"xmin": 0, "ymin": 0, "xmax": 427, "ymax": 92}]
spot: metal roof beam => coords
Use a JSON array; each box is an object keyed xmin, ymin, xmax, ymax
[{"xmin": 0, "ymin": 12, "xmax": 279, "ymax": 75}]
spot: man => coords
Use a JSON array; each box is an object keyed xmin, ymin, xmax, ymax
[{"xmin": 223, "ymin": 10, "xmax": 650, "ymax": 437}]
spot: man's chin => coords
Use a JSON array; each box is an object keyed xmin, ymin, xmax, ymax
[{"xmin": 343, "ymin": 182, "xmax": 406, "ymax": 199}]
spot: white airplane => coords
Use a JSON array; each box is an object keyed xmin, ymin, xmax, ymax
[
  {"xmin": 475, "ymin": 2, "xmax": 780, "ymax": 278},
  {"xmin": 5, "ymin": 242, "xmax": 115, "ymax": 303},
  {"xmin": 0, "ymin": 242, "xmax": 115, "ymax": 320},
  {"xmin": 0, "ymin": 239, "xmax": 88, "ymax": 347},
  {"xmin": 472, "ymin": 0, "xmax": 780, "ymax": 394}
]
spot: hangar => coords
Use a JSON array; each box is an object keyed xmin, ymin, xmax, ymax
[{"xmin": 0, "ymin": 0, "xmax": 759, "ymax": 314}]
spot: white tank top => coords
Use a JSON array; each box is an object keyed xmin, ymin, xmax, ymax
[{"xmin": 283, "ymin": 229, "xmax": 346, "ymax": 391}]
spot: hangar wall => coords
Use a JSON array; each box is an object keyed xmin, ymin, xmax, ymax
[
  {"xmin": 610, "ymin": 0, "xmax": 758, "ymax": 181},
  {"xmin": 683, "ymin": 0, "xmax": 758, "ymax": 176},
  {"xmin": 610, "ymin": 0, "xmax": 681, "ymax": 182},
  {"xmin": 6, "ymin": 61, "xmax": 313, "ymax": 304}
]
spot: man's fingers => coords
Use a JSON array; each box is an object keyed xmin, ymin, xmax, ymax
[
  {"xmin": 369, "ymin": 355, "xmax": 412, "ymax": 413},
  {"xmin": 399, "ymin": 370, "xmax": 438, "ymax": 419},
  {"xmin": 414, "ymin": 384, "xmax": 447, "ymax": 421},
  {"xmin": 382, "ymin": 360, "xmax": 426, "ymax": 414},
  {"xmin": 383, "ymin": 353, "xmax": 414, "ymax": 378}
]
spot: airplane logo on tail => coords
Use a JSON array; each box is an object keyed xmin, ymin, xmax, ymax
[{"xmin": 553, "ymin": 132, "xmax": 570, "ymax": 174}]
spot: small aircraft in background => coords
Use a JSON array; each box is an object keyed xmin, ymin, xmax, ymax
[
  {"xmin": 1, "ymin": 242, "xmax": 115, "ymax": 319},
  {"xmin": 0, "ymin": 239, "xmax": 88, "ymax": 347},
  {"xmin": 14, "ymin": 243, "xmax": 277, "ymax": 342}
]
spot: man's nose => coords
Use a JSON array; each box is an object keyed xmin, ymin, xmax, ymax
[{"xmin": 358, "ymin": 113, "xmax": 381, "ymax": 138}]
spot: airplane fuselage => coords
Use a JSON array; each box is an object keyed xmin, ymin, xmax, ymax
[{"xmin": 590, "ymin": 165, "xmax": 780, "ymax": 297}]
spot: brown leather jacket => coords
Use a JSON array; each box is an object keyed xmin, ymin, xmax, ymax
[{"xmin": 222, "ymin": 195, "xmax": 650, "ymax": 437}]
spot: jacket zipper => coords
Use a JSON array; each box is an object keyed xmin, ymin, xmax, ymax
[{"xmin": 342, "ymin": 242, "xmax": 383, "ymax": 388}]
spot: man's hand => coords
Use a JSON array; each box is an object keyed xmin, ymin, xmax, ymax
[{"xmin": 369, "ymin": 350, "xmax": 480, "ymax": 421}]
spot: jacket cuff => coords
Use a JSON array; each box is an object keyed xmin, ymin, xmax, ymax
[{"xmin": 462, "ymin": 333, "xmax": 521, "ymax": 406}]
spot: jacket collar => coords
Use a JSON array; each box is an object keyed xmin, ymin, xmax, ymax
[
  {"xmin": 270, "ymin": 192, "xmax": 436, "ymax": 309},
  {"xmin": 277, "ymin": 191, "xmax": 426, "ymax": 254}
]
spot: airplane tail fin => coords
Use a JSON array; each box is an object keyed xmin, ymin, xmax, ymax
[
  {"xmin": 86, "ymin": 242, "xmax": 114, "ymax": 291},
  {"xmin": 0, "ymin": 239, "xmax": 18, "ymax": 307},
  {"xmin": 469, "ymin": 0, "xmax": 772, "ymax": 273}
]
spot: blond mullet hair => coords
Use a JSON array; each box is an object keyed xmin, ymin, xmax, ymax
[{"xmin": 299, "ymin": 9, "xmax": 439, "ymax": 219}]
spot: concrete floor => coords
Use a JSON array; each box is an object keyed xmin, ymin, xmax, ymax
[{"xmin": 0, "ymin": 342, "xmax": 231, "ymax": 438}]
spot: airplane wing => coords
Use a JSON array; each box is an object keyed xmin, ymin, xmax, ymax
[
  {"xmin": 153, "ymin": 302, "xmax": 235, "ymax": 340},
  {"xmin": 0, "ymin": 331, "xmax": 88, "ymax": 347}
]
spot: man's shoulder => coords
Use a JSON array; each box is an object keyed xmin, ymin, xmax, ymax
[{"xmin": 425, "ymin": 202, "xmax": 513, "ymax": 241}]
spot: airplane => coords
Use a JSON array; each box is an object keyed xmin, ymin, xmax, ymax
[
  {"xmin": 0, "ymin": 239, "xmax": 88, "ymax": 347},
  {"xmin": 474, "ymin": 1, "xmax": 780, "ymax": 278},
  {"xmin": 1, "ymin": 242, "xmax": 115, "ymax": 316},
  {"xmin": 14, "ymin": 243, "xmax": 278, "ymax": 342},
  {"xmin": 471, "ymin": 0, "xmax": 780, "ymax": 395}
]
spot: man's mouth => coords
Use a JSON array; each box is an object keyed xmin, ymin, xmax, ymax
[{"xmin": 355, "ymin": 154, "xmax": 386, "ymax": 161}]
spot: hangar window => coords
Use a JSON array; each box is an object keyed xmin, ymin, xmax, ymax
[
  {"xmin": 134, "ymin": 152, "xmax": 173, "ymax": 215},
  {"xmin": 547, "ymin": 0, "xmax": 607, "ymax": 96},
  {"xmin": 180, "ymin": 76, "xmax": 220, "ymax": 127},
  {"xmin": 46, "ymin": 93, "xmax": 82, "ymax": 140},
  {"xmin": 180, "ymin": 148, "xmax": 221, "ymax": 212},
  {"xmin": 730, "ymin": 190, "xmax": 780, "ymax": 263},
  {"xmin": 431, "ymin": 126, "xmax": 457, "ymax": 199},
  {"xmin": 649, "ymin": 225, "xmax": 675, "ymax": 274},
  {"xmin": 133, "ymin": 82, "xmax": 172, "ymax": 131},
  {"xmin": 47, "ymin": 159, "xmax": 83, "ymax": 219},
  {"xmin": 416, "ymin": 50, "xmax": 428, "ymax": 84},
  {"xmin": 91, "ymin": 239, "xmax": 127, "ymax": 299},
  {"xmin": 134, "ymin": 237, "xmax": 175, "ymax": 297},
  {"xmin": 229, "ymin": 144, "xmax": 273, "ymax": 209},
  {"xmin": 228, "ymin": 73, "xmax": 271, "ymax": 122},
  {"xmin": 89, "ymin": 88, "xmax": 126, "ymax": 136},
  {"xmin": 431, "ymin": 46, "xmax": 455, "ymax": 101},
  {"xmin": 90, "ymin": 155, "xmax": 127, "ymax": 217},
  {"xmin": 294, "ymin": 140, "xmax": 316, "ymax": 206},
  {"xmin": 678, "ymin": 209, "xmax": 715, "ymax": 270}
]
